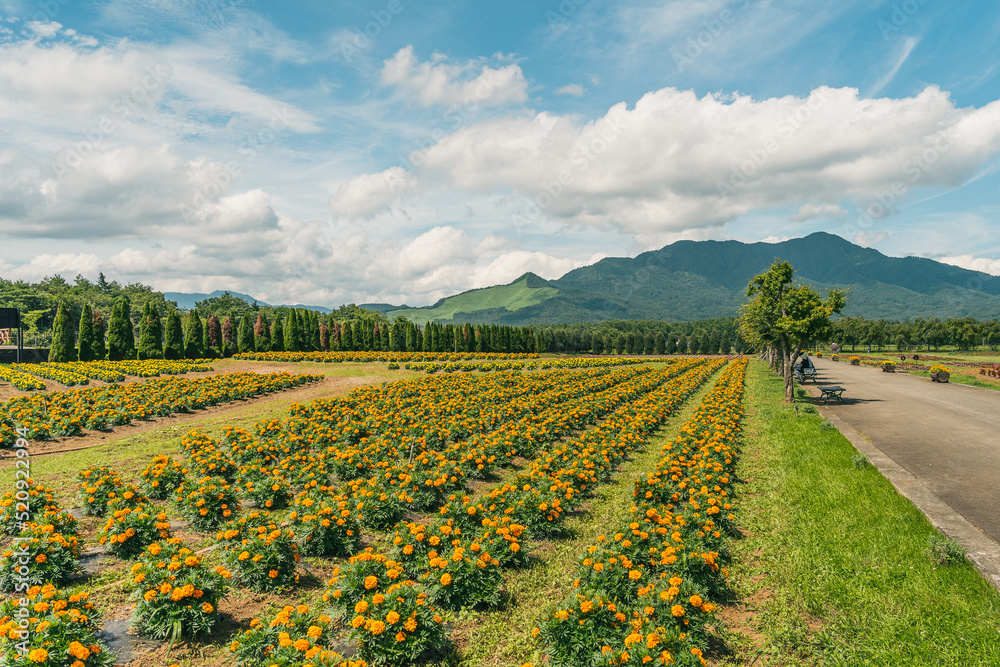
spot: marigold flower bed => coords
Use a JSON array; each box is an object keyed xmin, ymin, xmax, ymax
[{"xmin": 0, "ymin": 372, "xmax": 322, "ymax": 446}]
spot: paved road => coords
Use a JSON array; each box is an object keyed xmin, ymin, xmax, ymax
[{"xmin": 807, "ymin": 358, "xmax": 1000, "ymax": 545}]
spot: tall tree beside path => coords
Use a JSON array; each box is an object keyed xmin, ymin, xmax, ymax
[
  {"xmin": 739, "ymin": 259, "xmax": 846, "ymax": 402},
  {"xmin": 48, "ymin": 301, "xmax": 75, "ymax": 362},
  {"xmin": 238, "ymin": 313, "xmax": 254, "ymax": 354},
  {"xmin": 107, "ymin": 296, "xmax": 136, "ymax": 360}
]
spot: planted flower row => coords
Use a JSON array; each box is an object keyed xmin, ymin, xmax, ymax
[
  {"xmin": 400, "ymin": 357, "xmax": 653, "ymax": 374},
  {"xmin": 233, "ymin": 350, "xmax": 538, "ymax": 363},
  {"xmin": 0, "ymin": 372, "xmax": 322, "ymax": 446},
  {"xmin": 532, "ymin": 358, "xmax": 747, "ymax": 666}
]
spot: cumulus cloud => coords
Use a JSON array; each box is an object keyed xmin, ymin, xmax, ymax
[
  {"xmin": 939, "ymin": 254, "xmax": 1000, "ymax": 276},
  {"xmin": 555, "ymin": 83, "xmax": 586, "ymax": 97},
  {"xmin": 380, "ymin": 46, "xmax": 528, "ymax": 109},
  {"xmin": 329, "ymin": 167, "xmax": 416, "ymax": 219},
  {"xmin": 346, "ymin": 84, "xmax": 1000, "ymax": 240}
]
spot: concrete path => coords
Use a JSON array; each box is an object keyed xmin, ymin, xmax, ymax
[{"xmin": 804, "ymin": 358, "xmax": 1000, "ymax": 591}]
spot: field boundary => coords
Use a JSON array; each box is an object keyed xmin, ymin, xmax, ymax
[{"xmin": 815, "ymin": 400, "xmax": 1000, "ymax": 592}]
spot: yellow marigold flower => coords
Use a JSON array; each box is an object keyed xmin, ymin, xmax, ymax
[
  {"xmin": 689, "ymin": 595, "xmax": 703, "ymax": 607},
  {"xmin": 268, "ymin": 570, "xmax": 279, "ymax": 578},
  {"xmin": 386, "ymin": 611, "xmax": 400, "ymax": 624},
  {"xmin": 307, "ymin": 625, "xmax": 323, "ymax": 639},
  {"xmin": 671, "ymin": 605, "xmax": 685, "ymax": 617},
  {"xmin": 201, "ymin": 602, "xmax": 214, "ymax": 613},
  {"xmin": 27, "ymin": 648, "xmax": 48, "ymax": 662},
  {"xmin": 440, "ymin": 573, "xmax": 452, "ymax": 586},
  {"xmin": 404, "ymin": 618, "xmax": 417, "ymax": 632},
  {"xmin": 294, "ymin": 638, "xmax": 310, "ymax": 651}
]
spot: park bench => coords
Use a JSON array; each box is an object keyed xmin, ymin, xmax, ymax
[
  {"xmin": 817, "ymin": 385, "xmax": 845, "ymax": 404},
  {"xmin": 794, "ymin": 366, "xmax": 817, "ymax": 383}
]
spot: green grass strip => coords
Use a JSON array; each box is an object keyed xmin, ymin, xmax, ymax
[{"xmin": 723, "ymin": 361, "xmax": 1000, "ymax": 666}]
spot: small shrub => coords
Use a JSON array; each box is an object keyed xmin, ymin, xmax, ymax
[
  {"xmin": 0, "ymin": 480, "xmax": 59, "ymax": 535},
  {"xmin": 230, "ymin": 604, "xmax": 342, "ymax": 667},
  {"xmin": 0, "ymin": 524, "xmax": 82, "ymax": 591},
  {"xmin": 927, "ymin": 533, "xmax": 967, "ymax": 566},
  {"xmin": 98, "ymin": 501, "xmax": 171, "ymax": 560},
  {"xmin": 76, "ymin": 466, "xmax": 126, "ymax": 517},
  {"xmin": 139, "ymin": 455, "xmax": 188, "ymax": 500},
  {"xmin": 175, "ymin": 475, "xmax": 240, "ymax": 532},
  {"xmin": 217, "ymin": 512, "xmax": 300, "ymax": 592},
  {"xmin": 851, "ymin": 452, "xmax": 871, "ymax": 469},
  {"xmin": 819, "ymin": 420, "xmax": 836, "ymax": 430},
  {"xmin": 128, "ymin": 539, "xmax": 230, "ymax": 639}
]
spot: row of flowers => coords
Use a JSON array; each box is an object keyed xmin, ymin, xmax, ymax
[
  {"xmin": 397, "ymin": 357, "xmax": 653, "ymax": 374},
  {"xmin": 2, "ymin": 360, "xmax": 214, "ymax": 390},
  {"xmin": 233, "ymin": 351, "xmax": 539, "ymax": 363},
  {"xmin": 0, "ymin": 372, "xmax": 323, "ymax": 446},
  {"xmin": 532, "ymin": 358, "xmax": 747, "ymax": 666}
]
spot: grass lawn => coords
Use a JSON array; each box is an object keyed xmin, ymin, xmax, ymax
[{"xmin": 719, "ymin": 362, "xmax": 1000, "ymax": 666}]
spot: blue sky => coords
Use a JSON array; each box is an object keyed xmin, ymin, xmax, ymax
[{"xmin": 1, "ymin": 0, "xmax": 999, "ymax": 306}]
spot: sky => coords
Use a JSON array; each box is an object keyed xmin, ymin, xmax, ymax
[{"xmin": 1, "ymin": 0, "xmax": 999, "ymax": 308}]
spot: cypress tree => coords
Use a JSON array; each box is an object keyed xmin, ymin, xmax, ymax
[
  {"xmin": 676, "ymin": 335, "xmax": 687, "ymax": 354},
  {"xmin": 284, "ymin": 312, "xmax": 299, "ymax": 352},
  {"xmin": 222, "ymin": 316, "xmax": 237, "ymax": 356},
  {"xmin": 654, "ymin": 332, "xmax": 666, "ymax": 355},
  {"xmin": 206, "ymin": 315, "xmax": 223, "ymax": 356},
  {"xmin": 254, "ymin": 313, "xmax": 271, "ymax": 352},
  {"xmin": 664, "ymin": 335, "xmax": 677, "ymax": 355},
  {"xmin": 164, "ymin": 311, "xmax": 184, "ymax": 360},
  {"xmin": 614, "ymin": 333, "xmax": 626, "ymax": 355},
  {"xmin": 137, "ymin": 302, "xmax": 164, "ymax": 359},
  {"xmin": 719, "ymin": 331, "xmax": 730, "ymax": 356},
  {"xmin": 107, "ymin": 297, "xmax": 136, "ymax": 361},
  {"xmin": 238, "ymin": 313, "xmax": 254, "ymax": 354},
  {"xmin": 184, "ymin": 311, "xmax": 206, "ymax": 359},
  {"xmin": 91, "ymin": 311, "xmax": 106, "ymax": 360},
  {"xmin": 643, "ymin": 333, "xmax": 654, "ymax": 355},
  {"xmin": 319, "ymin": 323, "xmax": 330, "ymax": 351},
  {"xmin": 308, "ymin": 312, "xmax": 320, "ymax": 351},
  {"xmin": 78, "ymin": 304, "xmax": 97, "ymax": 361},
  {"xmin": 48, "ymin": 302, "xmax": 75, "ymax": 362},
  {"xmin": 591, "ymin": 331, "xmax": 602, "ymax": 355},
  {"xmin": 270, "ymin": 317, "xmax": 284, "ymax": 351}
]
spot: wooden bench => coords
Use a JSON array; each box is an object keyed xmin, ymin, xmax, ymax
[
  {"xmin": 817, "ymin": 385, "xmax": 845, "ymax": 404},
  {"xmin": 794, "ymin": 366, "xmax": 818, "ymax": 383}
]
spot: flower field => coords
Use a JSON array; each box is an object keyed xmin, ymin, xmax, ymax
[
  {"xmin": 233, "ymin": 351, "xmax": 539, "ymax": 363},
  {"xmin": 0, "ymin": 372, "xmax": 323, "ymax": 446},
  {"xmin": 0, "ymin": 357, "xmax": 748, "ymax": 667},
  {"xmin": 1, "ymin": 360, "xmax": 214, "ymax": 390},
  {"xmin": 399, "ymin": 356, "xmax": 658, "ymax": 374}
]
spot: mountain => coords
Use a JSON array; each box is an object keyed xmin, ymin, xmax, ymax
[
  {"xmin": 163, "ymin": 290, "xmax": 333, "ymax": 313},
  {"xmin": 365, "ymin": 233, "xmax": 1000, "ymax": 324}
]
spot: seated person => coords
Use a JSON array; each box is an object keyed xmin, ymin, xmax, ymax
[{"xmin": 798, "ymin": 355, "xmax": 813, "ymax": 370}]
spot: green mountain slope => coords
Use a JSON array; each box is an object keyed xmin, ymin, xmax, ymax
[
  {"xmin": 383, "ymin": 273, "xmax": 559, "ymax": 325},
  {"xmin": 363, "ymin": 233, "xmax": 1000, "ymax": 324}
]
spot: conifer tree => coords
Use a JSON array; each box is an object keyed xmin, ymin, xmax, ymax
[
  {"xmin": 664, "ymin": 335, "xmax": 677, "ymax": 355},
  {"xmin": 284, "ymin": 312, "xmax": 300, "ymax": 352},
  {"xmin": 222, "ymin": 316, "xmax": 237, "ymax": 356},
  {"xmin": 254, "ymin": 313, "xmax": 271, "ymax": 352},
  {"xmin": 78, "ymin": 303, "xmax": 97, "ymax": 361},
  {"xmin": 319, "ymin": 323, "xmax": 330, "ymax": 351},
  {"xmin": 137, "ymin": 302, "xmax": 164, "ymax": 359},
  {"xmin": 164, "ymin": 310, "xmax": 184, "ymax": 360},
  {"xmin": 206, "ymin": 315, "xmax": 222, "ymax": 356},
  {"xmin": 270, "ymin": 317, "xmax": 284, "ymax": 351},
  {"xmin": 107, "ymin": 297, "xmax": 136, "ymax": 360},
  {"xmin": 238, "ymin": 313, "xmax": 254, "ymax": 354},
  {"xmin": 184, "ymin": 311, "xmax": 206, "ymax": 359},
  {"xmin": 675, "ymin": 334, "xmax": 687, "ymax": 355},
  {"xmin": 654, "ymin": 332, "xmax": 666, "ymax": 355},
  {"xmin": 48, "ymin": 301, "xmax": 76, "ymax": 362},
  {"xmin": 91, "ymin": 311, "xmax": 106, "ymax": 360}
]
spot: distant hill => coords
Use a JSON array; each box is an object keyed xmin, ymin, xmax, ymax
[
  {"xmin": 363, "ymin": 232, "xmax": 1000, "ymax": 324},
  {"xmin": 163, "ymin": 290, "xmax": 333, "ymax": 313}
]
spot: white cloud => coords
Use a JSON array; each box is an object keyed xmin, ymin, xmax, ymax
[
  {"xmin": 329, "ymin": 167, "xmax": 416, "ymax": 219},
  {"xmin": 555, "ymin": 83, "xmax": 586, "ymax": 97},
  {"xmin": 790, "ymin": 203, "xmax": 847, "ymax": 221},
  {"xmin": 939, "ymin": 254, "xmax": 1000, "ymax": 276},
  {"xmin": 869, "ymin": 36, "xmax": 919, "ymax": 96},
  {"xmin": 345, "ymin": 84, "xmax": 1000, "ymax": 240},
  {"xmin": 853, "ymin": 231, "xmax": 889, "ymax": 246},
  {"xmin": 380, "ymin": 46, "xmax": 528, "ymax": 109}
]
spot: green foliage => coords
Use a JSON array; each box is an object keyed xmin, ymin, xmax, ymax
[
  {"xmin": 184, "ymin": 311, "xmax": 206, "ymax": 359},
  {"xmin": 253, "ymin": 312, "xmax": 270, "ymax": 351},
  {"xmin": 77, "ymin": 303, "xmax": 98, "ymax": 361},
  {"xmin": 927, "ymin": 533, "xmax": 967, "ymax": 566},
  {"xmin": 238, "ymin": 313, "xmax": 254, "ymax": 354},
  {"xmin": 163, "ymin": 310, "xmax": 184, "ymax": 359},
  {"xmin": 47, "ymin": 301, "xmax": 75, "ymax": 362},
  {"xmin": 106, "ymin": 296, "xmax": 136, "ymax": 360},
  {"xmin": 270, "ymin": 316, "xmax": 284, "ymax": 351},
  {"xmin": 137, "ymin": 301, "xmax": 164, "ymax": 359}
]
